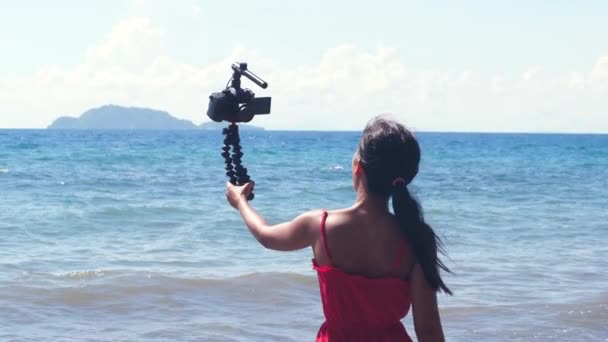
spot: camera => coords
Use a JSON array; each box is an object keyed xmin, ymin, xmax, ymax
[
  {"xmin": 206, "ymin": 62, "xmax": 271, "ymax": 200},
  {"xmin": 206, "ymin": 62, "xmax": 271, "ymax": 123}
]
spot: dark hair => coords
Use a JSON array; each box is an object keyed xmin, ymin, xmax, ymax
[{"xmin": 357, "ymin": 115, "xmax": 452, "ymax": 294}]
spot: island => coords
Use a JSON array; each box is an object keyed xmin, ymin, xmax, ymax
[{"xmin": 47, "ymin": 105, "xmax": 264, "ymax": 130}]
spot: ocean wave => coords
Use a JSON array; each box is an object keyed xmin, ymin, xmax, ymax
[
  {"xmin": 14, "ymin": 142, "xmax": 39, "ymax": 149},
  {"xmin": 10, "ymin": 270, "xmax": 318, "ymax": 290},
  {"xmin": 56, "ymin": 269, "xmax": 317, "ymax": 283},
  {"xmin": 2, "ymin": 269, "xmax": 607, "ymax": 341},
  {"xmin": 321, "ymin": 165, "xmax": 345, "ymax": 172},
  {"xmin": 89, "ymin": 204, "xmax": 200, "ymax": 219},
  {"xmin": 1, "ymin": 270, "xmax": 319, "ymax": 310},
  {"xmin": 0, "ymin": 168, "xmax": 8, "ymax": 173},
  {"xmin": 4, "ymin": 271, "xmax": 607, "ymax": 324}
]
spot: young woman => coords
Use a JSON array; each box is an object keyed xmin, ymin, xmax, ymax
[{"xmin": 226, "ymin": 116, "xmax": 451, "ymax": 341}]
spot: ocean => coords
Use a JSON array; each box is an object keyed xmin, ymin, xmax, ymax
[{"xmin": 1, "ymin": 129, "xmax": 607, "ymax": 341}]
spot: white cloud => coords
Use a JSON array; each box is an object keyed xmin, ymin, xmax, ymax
[
  {"xmin": 592, "ymin": 56, "xmax": 608, "ymax": 73},
  {"xmin": 85, "ymin": 17, "xmax": 167, "ymax": 71},
  {"xmin": 0, "ymin": 17, "xmax": 607, "ymax": 132},
  {"xmin": 192, "ymin": 5, "xmax": 201, "ymax": 17}
]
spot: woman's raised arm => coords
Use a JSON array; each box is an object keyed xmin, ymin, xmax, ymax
[{"xmin": 226, "ymin": 182, "xmax": 320, "ymax": 251}]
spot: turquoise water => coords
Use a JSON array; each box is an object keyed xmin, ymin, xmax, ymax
[{"xmin": 1, "ymin": 129, "xmax": 607, "ymax": 341}]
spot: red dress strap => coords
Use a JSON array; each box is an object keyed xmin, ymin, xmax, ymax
[
  {"xmin": 320, "ymin": 210, "xmax": 333, "ymax": 266},
  {"xmin": 391, "ymin": 239, "xmax": 408, "ymax": 275}
]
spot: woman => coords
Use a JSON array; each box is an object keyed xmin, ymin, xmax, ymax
[{"xmin": 226, "ymin": 116, "xmax": 451, "ymax": 341}]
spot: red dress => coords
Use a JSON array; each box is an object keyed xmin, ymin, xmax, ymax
[{"xmin": 313, "ymin": 211, "xmax": 413, "ymax": 341}]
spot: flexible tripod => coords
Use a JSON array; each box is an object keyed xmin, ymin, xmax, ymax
[{"xmin": 222, "ymin": 123, "xmax": 254, "ymax": 200}]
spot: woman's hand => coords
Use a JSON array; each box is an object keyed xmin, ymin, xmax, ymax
[{"xmin": 226, "ymin": 181, "xmax": 255, "ymax": 209}]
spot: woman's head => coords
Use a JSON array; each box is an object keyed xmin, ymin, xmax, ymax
[
  {"xmin": 354, "ymin": 115, "xmax": 452, "ymax": 294},
  {"xmin": 354, "ymin": 116, "xmax": 420, "ymax": 196}
]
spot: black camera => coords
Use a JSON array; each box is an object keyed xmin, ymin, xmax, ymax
[
  {"xmin": 207, "ymin": 62, "xmax": 271, "ymax": 123},
  {"xmin": 206, "ymin": 62, "xmax": 271, "ymax": 201}
]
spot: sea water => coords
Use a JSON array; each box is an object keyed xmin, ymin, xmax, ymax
[{"xmin": 1, "ymin": 129, "xmax": 607, "ymax": 341}]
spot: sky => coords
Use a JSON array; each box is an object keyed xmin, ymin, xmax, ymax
[{"xmin": 1, "ymin": 0, "xmax": 607, "ymax": 132}]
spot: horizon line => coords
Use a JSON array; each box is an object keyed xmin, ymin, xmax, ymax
[{"xmin": 1, "ymin": 128, "xmax": 607, "ymax": 135}]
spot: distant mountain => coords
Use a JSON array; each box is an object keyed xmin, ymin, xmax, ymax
[
  {"xmin": 48, "ymin": 105, "xmax": 196, "ymax": 130},
  {"xmin": 48, "ymin": 105, "xmax": 196, "ymax": 129},
  {"xmin": 48, "ymin": 105, "xmax": 265, "ymax": 130}
]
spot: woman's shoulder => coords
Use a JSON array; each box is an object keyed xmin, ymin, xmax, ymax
[
  {"xmin": 295, "ymin": 208, "xmax": 352, "ymax": 228},
  {"xmin": 299, "ymin": 207, "xmax": 351, "ymax": 217}
]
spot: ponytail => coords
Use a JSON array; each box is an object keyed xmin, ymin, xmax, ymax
[
  {"xmin": 356, "ymin": 115, "xmax": 451, "ymax": 294},
  {"xmin": 392, "ymin": 184, "xmax": 452, "ymax": 295}
]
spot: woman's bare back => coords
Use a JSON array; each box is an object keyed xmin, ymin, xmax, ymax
[{"xmin": 312, "ymin": 207, "xmax": 415, "ymax": 280}]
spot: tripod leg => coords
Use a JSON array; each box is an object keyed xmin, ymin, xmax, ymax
[
  {"xmin": 228, "ymin": 124, "xmax": 254, "ymax": 200},
  {"xmin": 222, "ymin": 126, "xmax": 237, "ymax": 185}
]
